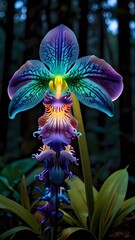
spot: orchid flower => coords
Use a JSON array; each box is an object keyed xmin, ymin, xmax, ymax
[
  {"xmin": 33, "ymin": 144, "xmax": 78, "ymax": 188},
  {"xmin": 7, "ymin": 25, "xmax": 124, "ymax": 234},
  {"xmin": 36, "ymin": 186, "xmax": 69, "ymax": 225},
  {"xmin": 33, "ymin": 92, "xmax": 81, "ymax": 152},
  {"xmin": 37, "ymin": 203, "xmax": 63, "ymax": 225},
  {"xmin": 8, "ymin": 24, "xmax": 123, "ymax": 119}
]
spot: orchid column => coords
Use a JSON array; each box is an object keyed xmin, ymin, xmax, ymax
[{"xmin": 7, "ymin": 25, "xmax": 123, "ymax": 238}]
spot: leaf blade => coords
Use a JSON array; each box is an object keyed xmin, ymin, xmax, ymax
[
  {"xmin": 0, "ymin": 226, "xmax": 35, "ymax": 240},
  {"xmin": 0, "ymin": 194, "xmax": 41, "ymax": 234},
  {"xmin": 91, "ymin": 168, "xmax": 128, "ymax": 239},
  {"xmin": 61, "ymin": 210, "xmax": 81, "ymax": 227},
  {"xmin": 0, "ymin": 158, "xmax": 37, "ymax": 185},
  {"xmin": 71, "ymin": 93, "xmax": 94, "ymax": 227},
  {"xmin": 19, "ymin": 175, "xmax": 31, "ymax": 211},
  {"xmin": 59, "ymin": 227, "xmax": 97, "ymax": 240},
  {"xmin": 67, "ymin": 176, "xmax": 98, "ymax": 228},
  {"xmin": 67, "ymin": 177, "xmax": 88, "ymax": 228},
  {"xmin": 112, "ymin": 196, "xmax": 135, "ymax": 228}
]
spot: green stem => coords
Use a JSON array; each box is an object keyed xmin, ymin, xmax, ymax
[{"xmin": 71, "ymin": 93, "xmax": 94, "ymax": 228}]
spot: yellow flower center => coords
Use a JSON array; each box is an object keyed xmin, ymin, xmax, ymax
[{"xmin": 49, "ymin": 76, "xmax": 68, "ymax": 98}]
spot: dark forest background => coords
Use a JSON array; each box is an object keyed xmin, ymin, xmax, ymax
[{"xmin": 0, "ymin": 0, "xmax": 135, "ymax": 195}]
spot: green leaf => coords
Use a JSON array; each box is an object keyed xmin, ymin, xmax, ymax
[
  {"xmin": 0, "ymin": 176, "xmax": 14, "ymax": 194},
  {"xmin": 72, "ymin": 93, "xmax": 94, "ymax": 226},
  {"xmin": 12, "ymin": 190, "xmax": 20, "ymax": 202},
  {"xmin": 112, "ymin": 196, "xmax": 135, "ymax": 228},
  {"xmin": 61, "ymin": 210, "xmax": 81, "ymax": 227},
  {"xmin": 67, "ymin": 177, "xmax": 88, "ymax": 228},
  {"xmin": 90, "ymin": 168, "xmax": 128, "ymax": 240},
  {"xmin": 0, "ymin": 176, "xmax": 20, "ymax": 201},
  {"xmin": 93, "ymin": 186, "xmax": 98, "ymax": 203},
  {"xmin": 0, "ymin": 226, "xmax": 35, "ymax": 240},
  {"xmin": 0, "ymin": 194, "xmax": 41, "ymax": 235},
  {"xmin": 67, "ymin": 176, "xmax": 98, "ymax": 204},
  {"xmin": 0, "ymin": 158, "xmax": 37, "ymax": 185},
  {"xmin": 67, "ymin": 177, "xmax": 98, "ymax": 228},
  {"xmin": 19, "ymin": 175, "xmax": 31, "ymax": 211},
  {"xmin": 67, "ymin": 176, "xmax": 98, "ymax": 228},
  {"xmin": 60, "ymin": 227, "xmax": 97, "ymax": 240}
]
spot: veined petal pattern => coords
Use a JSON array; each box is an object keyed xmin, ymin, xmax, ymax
[
  {"xmin": 68, "ymin": 78, "xmax": 114, "ymax": 117},
  {"xmin": 39, "ymin": 24, "xmax": 79, "ymax": 75},
  {"xmin": 66, "ymin": 55, "xmax": 123, "ymax": 101},
  {"xmin": 8, "ymin": 60, "xmax": 53, "ymax": 99},
  {"xmin": 8, "ymin": 81, "xmax": 48, "ymax": 119}
]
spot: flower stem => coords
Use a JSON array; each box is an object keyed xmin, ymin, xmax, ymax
[
  {"xmin": 51, "ymin": 187, "xmax": 59, "ymax": 240},
  {"xmin": 71, "ymin": 93, "xmax": 94, "ymax": 228}
]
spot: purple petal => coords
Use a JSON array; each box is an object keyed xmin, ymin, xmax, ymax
[
  {"xmin": 68, "ymin": 78, "xmax": 114, "ymax": 117},
  {"xmin": 61, "ymin": 151, "xmax": 78, "ymax": 165},
  {"xmin": 40, "ymin": 129, "xmax": 79, "ymax": 152},
  {"xmin": 38, "ymin": 202, "xmax": 54, "ymax": 216},
  {"xmin": 8, "ymin": 60, "xmax": 52, "ymax": 99},
  {"xmin": 8, "ymin": 81, "xmax": 48, "ymax": 119},
  {"xmin": 32, "ymin": 148, "xmax": 55, "ymax": 161},
  {"xmin": 36, "ymin": 93, "xmax": 80, "ymax": 152},
  {"xmin": 39, "ymin": 24, "xmax": 79, "ymax": 75},
  {"xmin": 66, "ymin": 55, "xmax": 123, "ymax": 101}
]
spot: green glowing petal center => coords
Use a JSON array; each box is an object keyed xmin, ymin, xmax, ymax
[{"xmin": 49, "ymin": 76, "xmax": 68, "ymax": 98}]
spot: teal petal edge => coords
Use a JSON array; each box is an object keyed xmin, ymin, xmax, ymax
[
  {"xmin": 68, "ymin": 78, "xmax": 114, "ymax": 117},
  {"xmin": 66, "ymin": 55, "xmax": 123, "ymax": 101},
  {"xmin": 8, "ymin": 81, "xmax": 48, "ymax": 119}
]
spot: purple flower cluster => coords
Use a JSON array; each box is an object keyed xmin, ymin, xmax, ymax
[
  {"xmin": 35, "ymin": 186, "xmax": 70, "ymax": 227},
  {"xmin": 7, "ymin": 24, "xmax": 123, "ymax": 229},
  {"xmin": 32, "ymin": 92, "xmax": 79, "ymax": 227},
  {"xmin": 33, "ymin": 92, "xmax": 81, "ymax": 152}
]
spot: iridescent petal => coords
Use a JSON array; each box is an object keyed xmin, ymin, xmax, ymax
[
  {"xmin": 39, "ymin": 24, "xmax": 79, "ymax": 75},
  {"xmin": 68, "ymin": 78, "xmax": 114, "ymax": 117},
  {"xmin": 39, "ymin": 122, "xmax": 79, "ymax": 152},
  {"xmin": 8, "ymin": 81, "xmax": 48, "ymax": 119},
  {"xmin": 8, "ymin": 60, "xmax": 53, "ymax": 99},
  {"xmin": 36, "ymin": 93, "xmax": 80, "ymax": 152},
  {"xmin": 66, "ymin": 55, "xmax": 123, "ymax": 101},
  {"xmin": 37, "ymin": 203, "xmax": 54, "ymax": 224}
]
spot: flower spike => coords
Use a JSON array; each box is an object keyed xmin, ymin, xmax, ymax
[{"xmin": 7, "ymin": 24, "xmax": 124, "ymax": 234}]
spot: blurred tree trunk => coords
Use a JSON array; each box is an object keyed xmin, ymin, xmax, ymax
[
  {"xmin": 20, "ymin": 0, "xmax": 43, "ymax": 157},
  {"xmin": 24, "ymin": 0, "xmax": 43, "ymax": 58},
  {"xmin": 45, "ymin": 0, "xmax": 53, "ymax": 29},
  {"xmin": 98, "ymin": 2, "xmax": 104, "ymax": 58},
  {"xmin": 78, "ymin": 0, "xmax": 89, "ymax": 143},
  {"xmin": 0, "ymin": 0, "xmax": 15, "ymax": 155},
  {"xmin": 118, "ymin": 0, "xmax": 133, "ymax": 167},
  {"xmin": 57, "ymin": 0, "xmax": 72, "ymax": 27},
  {"xmin": 78, "ymin": 0, "xmax": 89, "ymax": 57},
  {"xmin": 97, "ymin": 1, "xmax": 106, "ymax": 149}
]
